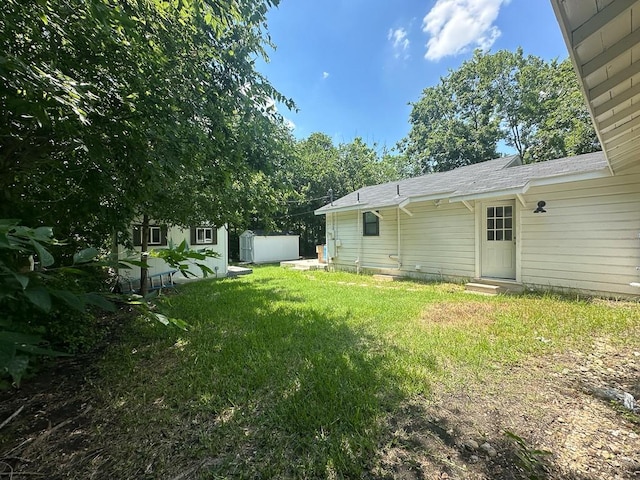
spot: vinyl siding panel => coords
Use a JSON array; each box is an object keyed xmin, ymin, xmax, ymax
[
  {"xmin": 329, "ymin": 202, "xmax": 475, "ymax": 279},
  {"xmin": 520, "ymin": 167, "xmax": 640, "ymax": 297},
  {"xmin": 399, "ymin": 202, "xmax": 475, "ymax": 278}
]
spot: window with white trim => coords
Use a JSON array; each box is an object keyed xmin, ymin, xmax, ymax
[
  {"xmin": 363, "ymin": 211, "xmax": 379, "ymax": 236},
  {"xmin": 132, "ymin": 224, "xmax": 167, "ymax": 247},
  {"xmin": 191, "ymin": 226, "xmax": 217, "ymax": 245},
  {"xmin": 148, "ymin": 226, "xmax": 162, "ymax": 245}
]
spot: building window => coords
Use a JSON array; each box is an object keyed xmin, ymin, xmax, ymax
[
  {"xmin": 132, "ymin": 225, "xmax": 167, "ymax": 247},
  {"xmin": 148, "ymin": 226, "xmax": 162, "ymax": 245},
  {"xmin": 191, "ymin": 226, "xmax": 217, "ymax": 245},
  {"xmin": 363, "ymin": 211, "xmax": 379, "ymax": 236}
]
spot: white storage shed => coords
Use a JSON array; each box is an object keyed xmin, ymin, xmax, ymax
[{"xmin": 239, "ymin": 230, "xmax": 300, "ymax": 263}]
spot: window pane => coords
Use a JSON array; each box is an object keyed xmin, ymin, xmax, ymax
[
  {"xmin": 487, "ymin": 231, "xmax": 494, "ymax": 241},
  {"xmin": 487, "ymin": 219, "xmax": 494, "ymax": 229},
  {"xmin": 487, "ymin": 207, "xmax": 494, "ymax": 218},
  {"xmin": 197, "ymin": 229, "xmax": 204, "ymax": 242},
  {"xmin": 496, "ymin": 206, "xmax": 503, "ymax": 217},
  {"xmin": 505, "ymin": 230, "xmax": 512, "ymax": 241},
  {"xmin": 205, "ymin": 229, "xmax": 212, "ymax": 241},
  {"xmin": 363, "ymin": 212, "xmax": 379, "ymax": 236},
  {"xmin": 150, "ymin": 228, "xmax": 160, "ymax": 244},
  {"xmin": 505, "ymin": 218, "xmax": 512, "ymax": 228},
  {"xmin": 496, "ymin": 219, "xmax": 503, "ymax": 229},
  {"xmin": 496, "ymin": 230, "xmax": 503, "ymax": 241},
  {"xmin": 505, "ymin": 206, "xmax": 512, "ymax": 217}
]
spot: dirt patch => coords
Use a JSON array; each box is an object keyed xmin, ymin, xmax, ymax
[
  {"xmin": 420, "ymin": 301, "xmax": 508, "ymax": 328},
  {"xmin": 372, "ymin": 338, "xmax": 640, "ymax": 479}
]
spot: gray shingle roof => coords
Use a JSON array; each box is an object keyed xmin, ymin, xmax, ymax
[{"xmin": 315, "ymin": 151, "xmax": 609, "ymax": 214}]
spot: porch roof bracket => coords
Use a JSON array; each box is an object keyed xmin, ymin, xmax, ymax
[
  {"xmin": 369, "ymin": 210, "xmax": 383, "ymax": 220},
  {"xmin": 461, "ymin": 200, "xmax": 474, "ymax": 212},
  {"xmin": 400, "ymin": 205, "xmax": 413, "ymax": 217},
  {"xmin": 516, "ymin": 194, "xmax": 527, "ymax": 208}
]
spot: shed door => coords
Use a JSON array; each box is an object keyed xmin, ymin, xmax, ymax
[
  {"xmin": 481, "ymin": 201, "xmax": 516, "ymax": 279},
  {"xmin": 240, "ymin": 235, "xmax": 253, "ymax": 262}
]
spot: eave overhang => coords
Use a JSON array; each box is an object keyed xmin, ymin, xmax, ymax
[{"xmin": 550, "ymin": 0, "xmax": 640, "ymax": 174}]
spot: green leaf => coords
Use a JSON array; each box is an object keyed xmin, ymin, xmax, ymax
[
  {"xmin": 31, "ymin": 239, "xmax": 54, "ymax": 267},
  {"xmin": 33, "ymin": 226, "xmax": 54, "ymax": 240},
  {"xmin": 12, "ymin": 272, "xmax": 29, "ymax": 290},
  {"xmin": 7, "ymin": 355, "xmax": 29, "ymax": 386},
  {"xmin": 0, "ymin": 342, "xmax": 17, "ymax": 372},
  {"xmin": 73, "ymin": 247, "xmax": 99, "ymax": 264},
  {"xmin": 154, "ymin": 313, "xmax": 170, "ymax": 326},
  {"xmin": 50, "ymin": 289, "xmax": 86, "ymax": 311},
  {"xmin": 85, "ymin": 292, "xmax": 116, "ymax": 312},
  {"xmin": 24, "ymin": 286, "xmax": 52, "ymax": 312}
]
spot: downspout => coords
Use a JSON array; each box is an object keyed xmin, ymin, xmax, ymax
[
  {"xmin": 140, "ymin": 213, "xmax": 149, "ymax": 296},
  {"xmin": 397, "ymin": 207, "xmax": 402, "ymax": 270},
  {"xmin": 356, "ymin": 209, "xmax": 362, "ymax": 274}
]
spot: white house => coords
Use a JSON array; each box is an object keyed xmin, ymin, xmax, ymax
[
  {"xmin": 315, "ymin": 151, "xmax": 640, "ymax": 297},
  {"xmin": 313, "ymin": 0, "xmax": 640, "ymax": 298},
  {"xmin": 118, "ymin": 223, "xmax": 228, "ymax": 290}
]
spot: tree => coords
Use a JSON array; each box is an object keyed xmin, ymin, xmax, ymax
[
  {"xmin": 402, "ymin": 49, "xmax": 599, "ymax": 172},
  {"xmin": 1, "ymin": 0, "xmax": 293, "ymax": 247},
  {"xmin": 1, "ymin": 0, "xmax": 298, "ymax": 343}
]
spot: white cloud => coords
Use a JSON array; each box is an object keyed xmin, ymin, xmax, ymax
[
  {"xmin": 422, "ymin": 0, "xmax": 509, "ymax": 61},
  {"xmin": 322, "ymin": 71, "xmax": 330, "ymax": 79},
  {"xmin": 388, "ymin": 27, "xmax": 410, "ymax": 59},
  {"xmin": 283, "ymin": 117, "xmax": 296, "ymax": 131}
]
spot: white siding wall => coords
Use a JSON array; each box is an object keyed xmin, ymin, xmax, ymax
[
  {"xmin": 400, "ymin": 202, "xmax": 476, "ymax": 279},
  {"xmin": 118, "ymin": 225, "xmax": 228, "ymax": 282},
  {"xmin": 519, "ymin": 167, "xmax": 640, "ymax": 297},
  {"xmin": 331, "ymin": 208, "xmax": 399, "ymax": 272},
  {"xmin": 252, "ymin": 235, "xmax": 300, "ymax": 263},
  {"xmin": 330, "ymin": 202, "xmax": 475, "ymax": 280}
]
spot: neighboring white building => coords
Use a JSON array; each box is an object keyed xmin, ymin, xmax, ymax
[
  {"xmin": 315, "ymin": 152, "xmax": 640, "ymax": 298},
  {"xmin": 118, "ymin": 223, "xmax": 228, "ymax": 290},
  {"xmin": 239, "ymin": 230, "xmax": 299, "ymax": 264}
]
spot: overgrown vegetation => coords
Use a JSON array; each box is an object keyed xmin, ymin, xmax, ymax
[{"xmin": 78, "ymin": 267, "xmax": 638, "ymax": 478}]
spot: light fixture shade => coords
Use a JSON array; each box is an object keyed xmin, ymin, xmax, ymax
[{"xmin": 534, "ymin": 200, "xmax": 546, "ymax": 213}]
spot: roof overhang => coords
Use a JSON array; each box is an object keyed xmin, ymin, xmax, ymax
[
  {"xmin": 449, "ymin": 166, "xmax": 611, "ymax": 203},
  {"xmin": 551, "ymin": 0, "xmax": 640, "ymax": 174},
  {"xmin": 314, "ymin": 201, "xmax": 394, "ymax": 216}
]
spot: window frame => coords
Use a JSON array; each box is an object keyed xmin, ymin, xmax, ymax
[
  {"xmin": 148, "ymin": 226, "xmax": 162, "ymax": 245},
  {"xmin": 363, "ymin": 211, "xmax": 380, "ymax": 237},
  {"xmin": 191, "ymin": 226, "xmax": 218, "ymax": 245},
  {"xmin": 132, "ymin": 224, "xmax": 167, "ymax": 247}
]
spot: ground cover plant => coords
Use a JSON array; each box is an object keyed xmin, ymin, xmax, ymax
[{"xmin": 1, "ymin": 266, "xmax": 639, "ymax": 479}]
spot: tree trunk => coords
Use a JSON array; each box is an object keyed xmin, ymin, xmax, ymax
[{"xmin": 140, "ymin": 214, "xmax": 150, "ymax": 296}]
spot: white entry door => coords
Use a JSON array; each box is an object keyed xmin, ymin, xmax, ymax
[{"xmin": 481, "ymin": 201, "xmax": 516, "ymax": 279}]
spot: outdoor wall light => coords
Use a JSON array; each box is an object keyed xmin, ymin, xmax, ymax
[{"xmin": 533, "ymin": 200, "xmax": 547, "ymax": 213}]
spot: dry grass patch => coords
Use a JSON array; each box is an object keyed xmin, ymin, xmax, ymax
[{"xmin": 420, "ymin": 301, "xmax": 510, "ymax": 328}]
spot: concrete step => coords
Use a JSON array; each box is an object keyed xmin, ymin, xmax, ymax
[
  {"xmin": 373, "ymin": 274, "xmax": 402, "ymax": 282},
  {"xmin": 465, "ymin": 280, "xmax": 524, "ymax": 295},
  {"xmin": 465, "ymin": 282, "xmax": 503, "ymax": 295}
]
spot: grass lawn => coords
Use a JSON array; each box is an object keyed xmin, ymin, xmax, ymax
[{"xmin": 93, "ymin": 266, "xmax": 640, "ymax": 478}]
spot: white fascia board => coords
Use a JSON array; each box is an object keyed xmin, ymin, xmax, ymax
[
  {"xmin": 400, "ymin": 191, "xmax": 455, "ymax": 207},
  {"xmin": 315, "ymin": 201, "xmax": 397, "ymax": 216},
  {"xmin": 449, "ymin": 187, "xmax": 525, "ymax": 203},
  {"xmin": 522, "ymin": 168, "xmax": 612, "ymax": 193}
]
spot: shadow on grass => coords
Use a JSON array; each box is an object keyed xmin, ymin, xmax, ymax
[{"xmin": 147, "ymin": 278, "xmax": 413, "ymax": 478}]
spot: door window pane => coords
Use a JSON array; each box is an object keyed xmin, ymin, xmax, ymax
[{"xmin": 486, "ymin": 205, "xmax": 514, "ymax": 242}]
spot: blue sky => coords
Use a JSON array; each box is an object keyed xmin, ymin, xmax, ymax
[{"xmin": 257, "ymin": 0, "xmax": 570, "ymax": 152}]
